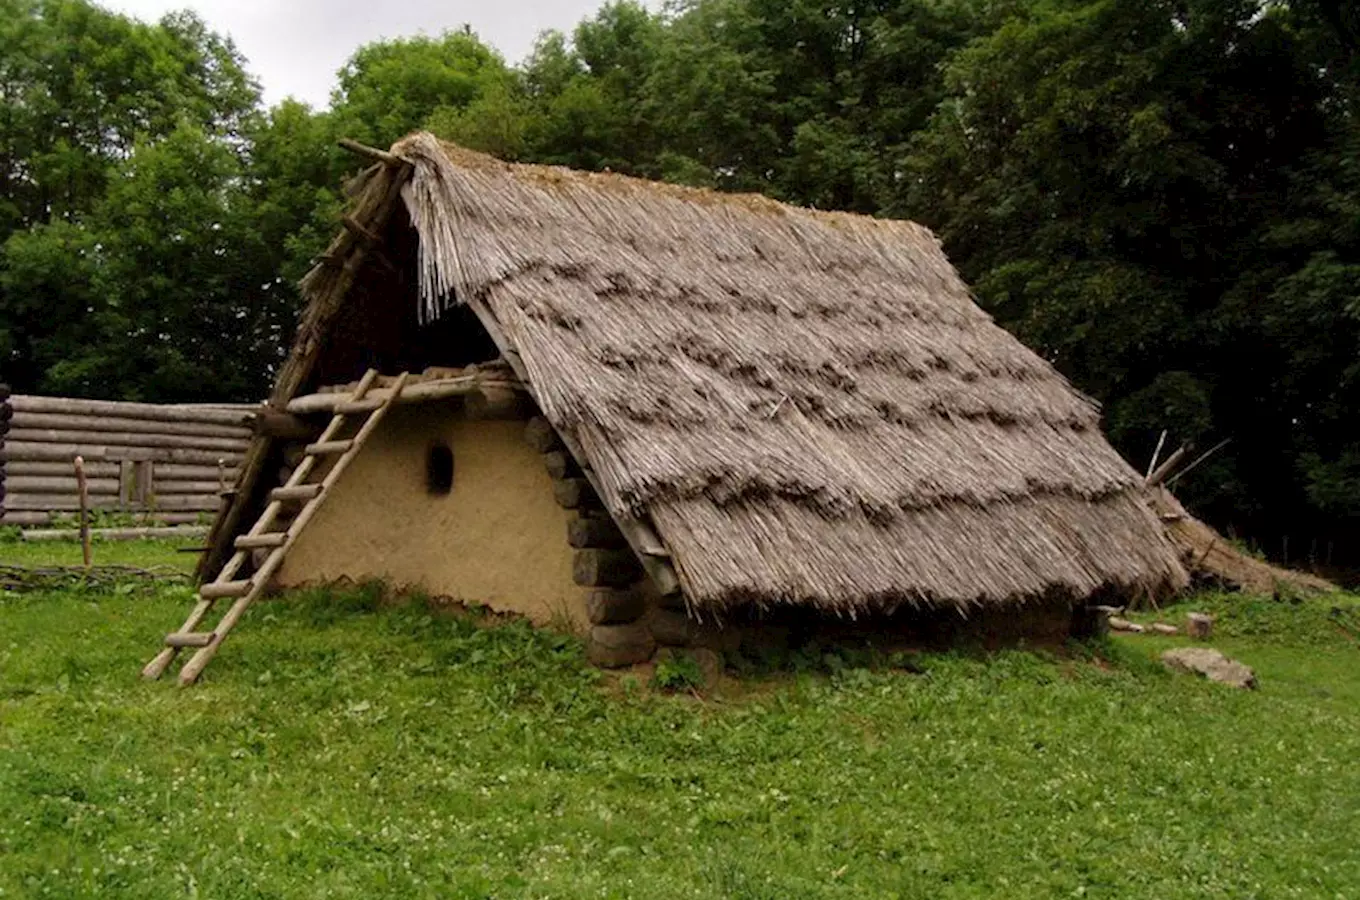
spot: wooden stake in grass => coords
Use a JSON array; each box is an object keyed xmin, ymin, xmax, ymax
[{"xmin": 73, "ymin": 455, "xmax": 92, "ymax": 569}]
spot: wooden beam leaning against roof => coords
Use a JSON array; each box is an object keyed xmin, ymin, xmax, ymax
[{"xmin": 463, "ymin": 295, "xmax": 683, "ymax": 598}]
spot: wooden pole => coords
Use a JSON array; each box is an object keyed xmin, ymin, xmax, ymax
[
  {"xmin": 9, "ymin": 395, "xmax": 256, "ymax": 426},
  {"xmin": 2, "ymin": 494, "xmax": 222, "ymax": 512},
  {"xmin": 11, "ymin": 412, "xmax": 251, "ymax": 440},
  {"xmin": 73, "ymin": 456, "xmax": 91, "ymax": 570},
  {"xmin": 2, "ymin": 443, "xmax": 242, "ymax": 466},
  {"xmin": 1145, "ymin": 429, "xmax": 1168, "ymax": 480},
  {"xmin": 341, "ymin": 214, "xmax": 383, "ymax": 247},
  {"xmin": 6, "ymin": 428, "xmax": 249, "ymax": 452},
  {"xmin": 1166, "ymin": 439, "xmax": 1232, "ymax": 489},
  {"xmin": 285, "ymin": 376, "xmax": 519, "ymax": 414},
  {"xmin": 1145, "ymin": 444, "xmax": 1191, "ymax": 488},
  {"xmin": 337, "ymin": 138, "xmax": 408, "ymax": 169},
  {"xmin": 4, "ymin": 461, "xmax": 235, "ymax": 480}
]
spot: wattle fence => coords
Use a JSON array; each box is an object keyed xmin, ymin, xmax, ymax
[{"xmin": 0, "ymin": 394, "xmax": 255, "ymax": 527}]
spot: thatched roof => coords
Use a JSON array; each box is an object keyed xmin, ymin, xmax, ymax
[
  {"xmin": 1149, "ymin": 487, "xmax": 1334, "ymax": 596},
  {"xmin": 340, "ymin": 133, "xmax": 1188, "ymax": 615}
]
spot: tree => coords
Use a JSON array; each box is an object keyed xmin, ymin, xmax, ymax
[
  {"xmin": 0, "ymin": 0, "xmax": 262, "ymax": 395},
  {"xmin": 328, "ymin": 30, "xmax": 514, "ymax": 149},
  {"xmin": 905, "ymin": 0, "xmax": 1357, "ymax": 554},
  {"xmin": 521, "ymin": 3, "xmax": 664, "ymax": 174}
]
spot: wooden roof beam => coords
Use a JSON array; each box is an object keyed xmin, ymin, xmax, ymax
[{"xmin": 338, "ymin": 138, "xmax": 410, "ymax": 170}]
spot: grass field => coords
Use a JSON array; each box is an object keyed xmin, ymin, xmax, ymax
[
  {"xmin": 0, "ymin": 534, "xmax": 199, "ymax": 570},
  {"xmin": 1, "ymin": 540, "xmax": 1358, "ymax": 898}
]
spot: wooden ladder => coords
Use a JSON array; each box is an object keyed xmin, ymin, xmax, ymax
[{"xmin": 144, "ymin": 369, "xmax": 409, "ymax": 685}]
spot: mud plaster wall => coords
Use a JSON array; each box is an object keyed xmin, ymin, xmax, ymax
[{"xmin": 276, "ymin": 402, "xmax": 587, "ymax": 630}]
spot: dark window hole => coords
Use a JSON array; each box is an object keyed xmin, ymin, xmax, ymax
[{"xmin": 426, "ymin": 442, "xmax": 454, "ymax": 495}]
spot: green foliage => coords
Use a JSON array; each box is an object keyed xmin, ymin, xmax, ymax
[
  {"xmin": 903, "ymin": 0, "xmax": 1360, "ymax": 552},
  {"xmin": 650, "ymin": 649, "xmax": 705, "ymax": 691},
  {"xmin": 1, "ymin": 583, "xmax": 1359, "ymax": 895},
  {"xmin": 426, "ymin": 80, "xmax": 535, "ymax": 161},
  {"xmin": 329, "ymin": 29, "xmax": 514, "ymax": 150},
  {"xmin": 0, "ymin": 0, "xmax": 266, "ymax": 399}
]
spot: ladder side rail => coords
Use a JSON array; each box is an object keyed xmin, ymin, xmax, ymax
[{"xmin": 175, "ymin": 373, "xmax": 408, "ymax": 685}]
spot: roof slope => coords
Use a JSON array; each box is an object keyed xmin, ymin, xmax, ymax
[{"xmin": 394, "ymin": 132, "xmax": 1187, "ymax": 616}]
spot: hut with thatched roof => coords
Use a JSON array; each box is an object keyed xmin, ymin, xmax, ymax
[{"xmin": 161, "ymin": 132, "xmax": 1187, "ymax": 680}]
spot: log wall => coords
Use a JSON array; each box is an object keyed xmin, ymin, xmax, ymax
[
  {"xmin": 0, "ymin": 385, "xmax": 9, "ymax": 519},
  {"xmin": 0, "ymin": 394, "xmax": 255, "ymax": 527}
]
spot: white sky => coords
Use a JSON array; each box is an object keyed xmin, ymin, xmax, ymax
[{"xmin": 101, "ymin": 0, "xmax": 614, "ymax": 108}]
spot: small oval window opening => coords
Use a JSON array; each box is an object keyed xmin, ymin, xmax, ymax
[{"xmin": 426, "ymin": 442, "xmax": 454, "ymax": 495}]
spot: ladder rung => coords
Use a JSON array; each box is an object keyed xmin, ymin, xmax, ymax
[
  {"xmin": 235, "ymin": 533, "xmax": 286, "ymax": 550},
  {"xmin": 200, "ymin": 580, "xmax": 252, "ymax": 600},
  {"xmin": 146, "ymin": 368, "xmax": 403, "ymax": 687},
  {"xmin": 336, "ymin": 398, "xmax": 383, "ymax": 414},
  {"xmin": 306, "ymin": 439, "xmax": 353, "ymax": 456},
  {"xmin": 271, "ymin": 484, "xmax": 323, "ymax": 503},
  {"xmin": 165, "ymin": 632, "xmax": 214, "ymax": 648}
]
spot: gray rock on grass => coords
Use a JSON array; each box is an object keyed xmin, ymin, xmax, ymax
[{"xmin": 1161, "ymin": 647, "xmax": 1257, "ymax": 689}]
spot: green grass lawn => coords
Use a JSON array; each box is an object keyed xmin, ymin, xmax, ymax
[
  {"xmin": 1, "ymin": 552, "xmax": 1358, "ymax": 898},
  {"xmin": 0, "ymin": 535, "xmax": 199, "ymax": 571}
]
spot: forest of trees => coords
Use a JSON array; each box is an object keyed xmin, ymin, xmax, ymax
[{"xmin": 1, "ymin": 0, "xmax": 1356, "ymax": 567}]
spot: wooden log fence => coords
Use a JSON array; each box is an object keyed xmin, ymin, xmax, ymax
[
  {"xmin": 6, "ymin": 429, "xmax": 248, "ymax": 452},
  {"xmin": 0, "ymin": 393, "xmax": 257, "ymax": 527},
  {"xmin": 1, "ymin": 384, "xmax": 9, "ymax": 519},
  {"xmin": 8, "ymin": 395, "xmax": 254, "ymax": 426},
  {"xmin": 5, "ymin": 495, "xmax": 224, "ymax": 512},
  {"xmin": 12, "ymin": 412, "xmax": 249, "ymax": 439},
  {"xmin": 3, "ymin": 461, "xmax": 238, "ymax": 480},
  {"xmin": 6, "ymin": 476, "xmax": 228, "ymax": 495}
]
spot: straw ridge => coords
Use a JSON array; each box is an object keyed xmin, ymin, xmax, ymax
[{"xmin": 394, "ymin": 132, "xmax": 1187, "ymax": 613}]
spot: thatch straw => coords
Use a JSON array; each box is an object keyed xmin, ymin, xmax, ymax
[
  {"xmin": 393, "ymin": 132, "xmax": 1187, "ymax": 615},
  {"xmin": 1148, "ymin": 487, "xmax": 1334, "ymax": 597}
]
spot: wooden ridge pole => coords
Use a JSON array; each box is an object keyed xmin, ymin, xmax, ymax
[{"xmin": 338, "ymin": 138, "xmax": 409, "ymax": 169}]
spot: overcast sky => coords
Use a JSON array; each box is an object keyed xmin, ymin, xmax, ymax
[{"xmin": 102, "ymin": 0, "xmax": 616, "ymax": 108}]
